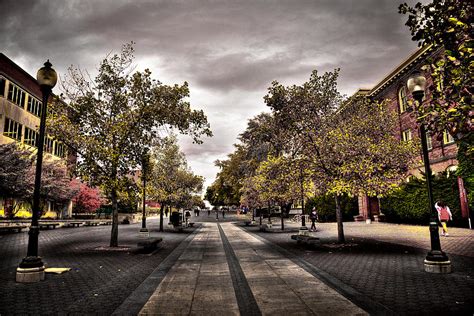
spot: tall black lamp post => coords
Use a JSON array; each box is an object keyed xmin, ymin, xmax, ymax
[
  {"xmin": 406, "ymin": 72, "xmax": 451, "ymax": 273},
  {"xmin": 16, "ymin": 60, "xmax": 57, "ymax": 283},
  {"xmin": 298, "ymin": 163, "xmax": 308, "ymax": 235},
  {"xmin": 139, "ymin": 150, "xmax": 150, "ymax": 237}
]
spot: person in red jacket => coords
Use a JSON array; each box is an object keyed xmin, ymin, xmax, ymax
[{"xmin": 435, "ymin": 200, "xmax": 453, "ymax": 236}]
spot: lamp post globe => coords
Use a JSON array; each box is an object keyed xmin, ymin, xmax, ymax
[
  {"xmin": 16, "ymin": 60, "xmax": 57, "ymax": 283},
  {"xmin": 406, "ymin": 72, "xmax": 451, "ymax": 273},
  {"xmin": 37, "ymin": 60, "xmax": 58, "ymax": 89}
]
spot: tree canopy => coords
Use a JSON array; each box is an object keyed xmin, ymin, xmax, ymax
[{"xmin": 48, "ymin": 43, "xmax": 211, "ymax": 246}]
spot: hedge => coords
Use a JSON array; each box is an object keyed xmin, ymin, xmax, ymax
[
  {"xmin": 381, "ymin": 172, "xmax": 473, "ymax": 227},
  {"xmin": 304, "ymin": 194, "xmax": 359, "ymax": 222}
]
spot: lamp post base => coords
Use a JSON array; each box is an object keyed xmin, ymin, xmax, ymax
[
  {"xmin": 424, "ymin": 259, "xmax": 452, "ymax": 274},
  {"xmin": 17, "ymin": 256, "xmax": 45, "ymax": 283},
  {"xmin": 298, "ymin": 226, "xmax": 309, "ymax": 236},
  {"xmin": 139, "ymin": 228, "xmax": 150, "ymax": 238}
]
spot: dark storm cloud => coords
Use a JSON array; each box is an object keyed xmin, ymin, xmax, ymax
[{"xmin": 1, "ymin": 0, "xmax": 421, "ymax": 187}]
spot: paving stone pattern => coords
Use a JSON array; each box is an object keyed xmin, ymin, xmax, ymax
[
  {"xmin": 243, "ymin": 220, "xmax": 474, "ymax": 315},
  {"xmin": 2, "ymin": 213, "xmax": 473, "ymax": 315},
  {"xmin": 139, "ymin": 223, "xmax": 240, "ymax": 315},
  {"xmin": 0, "ymin": 218, "xmax": 189, "ymax": 315}
]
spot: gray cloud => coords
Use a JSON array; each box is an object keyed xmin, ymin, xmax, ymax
[{"xmin": 1, "ymin": 0, "xmax": 421, "ymax": 189}]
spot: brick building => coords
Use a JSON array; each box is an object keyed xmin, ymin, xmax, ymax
[{"xmin": 355, "ymin": 46, "xmax": 458, "ymax": 221}]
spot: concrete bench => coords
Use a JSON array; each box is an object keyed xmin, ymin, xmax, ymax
[
  {"xmin": 39, "ymin": 223, "xmax": 60, "ymax": 230},
  {"xmin": 137, "ymin": 238, "xmax": 163, "ymax": 251},
  {"xmin": 188, "ymin": 222, "xmax": 195, "ymax": 227},
  {"xmin": 84, "ymin": 221, "xmax": 100, "ymax": 226},
  {"xmin": 63, "ymin": 222, "xmax": 83, "ymax": 228},
  {"xmin": 0, "ymin": 225, "xmax": 27, "ymax": 233},
  {"xmin": 291, "ymin": 234, "xmax": 320, "ymax": 245}
]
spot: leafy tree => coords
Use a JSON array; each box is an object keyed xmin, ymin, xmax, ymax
[
  {"xmin": 149, "ymin": 136, "xmax": 203, "ymax": 230},
  {"xmin": 0, "ymin": 143, "xmax": 33, "ymax": 200},
  {"xmin": 0, "ymin": 143, "xmax": 78, "ymax": 218},
  {"xmin": 252, "ymin": 155, "xmax": 303, "ymax": 230},
  {"xmin": 265, "ymin": 70, "xmax": 417, "ymax": 243},
  {"xmin": 48, "ymin": 43, "xmax": 211, "ymax": 246},
  {"xmin": 207, "ymin": 113, "xmax": 282, "ymax": 207},
  {"xmin": 190, "ymin": 195, "xmax": 205, "ymax": 209},
  {"xmin": 399, "ymin": 0, "xmax": 473, "ymax": 176},
  {"xmin": 72, "ymin": 181, "xmax": 104, "ymax": 215},
  {"xmin": 39, "ymin": 160, "xmax": 80, "ymax": 213}
]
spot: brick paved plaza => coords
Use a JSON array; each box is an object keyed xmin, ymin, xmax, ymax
[{"xmin": 0, "ymin": 214, "xmax": 473, "ymax": 315}]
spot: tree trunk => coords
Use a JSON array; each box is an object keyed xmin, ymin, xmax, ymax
[
  {"xmin": 281, "ymin": 210, "xmax": 284, "ymax": 230},
  {"xmin": 159, "ymin": 203, "xmax": 164, "ymax": 232},
  {"xmin": 110, "ymin": 186, "xmax": 119, "ymax": 247},
  {"xmin": 335, "ymin": 194, "xmax": 345, "ymax": 243}
]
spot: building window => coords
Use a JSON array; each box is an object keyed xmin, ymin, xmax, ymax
[
  {"xmin": 7, "ymin": 82, "xmax": 26, "ymax": 108},
  {"xmin": 54, "ymin": 141, "xmax": 66, "ymax": 158},
  {"xmin": 443, "ymin": 131, "xmax": 455, "ymax": 145},
  {"xmin": 401, "ymin": 129, "xmax": 412, "ymax": 142},
  {"xmin": 398, "ymin": 86, "xmax": 408, "ymax": 113},
  {"xmin": 443, "ymin": 131, "xmax": 455, "ymax": 144},
  {"xmin": 27, "ymin": 96, "xmax": 42, "ymax": 117},
  {"xmin": 3, "ymin": 117, "xmax": 22, "ymax": 141},
  {"xmin": 44, "ymin": 137, "xmax": 54, "ymax": 154},
  {"xmin": 24, "ymin": 127, "xmax": 38, "ymax": 147},
  {"xmin": 426, "ymin": 132, "xmax": 433, "ymax": 150},
  {"xmin": 0, "ymin": 77, "xmax": 5, "ymax": 97}
]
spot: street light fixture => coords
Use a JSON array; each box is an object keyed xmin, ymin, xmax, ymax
[
  {"xmin": 406, "ymin": 72, "xmax": 451, "ymax": 273},
  {"xmin": 16, "ymin": 60, "xmax": 57, "ymax": 283}
]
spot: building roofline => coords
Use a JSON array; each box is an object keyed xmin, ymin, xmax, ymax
[
  {"xmin": 368, "ymin": 45, "xmax": 435, "ymax": 98},
  {"xmin": 0, "ymin": 53, "xmax": 38, "ymax": 84}
]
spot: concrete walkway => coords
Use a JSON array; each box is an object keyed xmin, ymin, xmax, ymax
[{"xmin": 139, "ymin": 222, "xmax": 367, "ymax": 315}]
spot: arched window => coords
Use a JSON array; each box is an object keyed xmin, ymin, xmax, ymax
[{"xmin": 398, "ymin": 86, "xmax": 408, "ymax": 113}]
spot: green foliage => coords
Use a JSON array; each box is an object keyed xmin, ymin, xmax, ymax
[
  {"xmin": 252, "ymin": 155, "xmax": 301, "ymax": 207},
  {"xmin": 305, "ymin": 194, "xmax": 358, "ymax": 222},
  {"xmin": 149, "ymin": 135, "xmax": 203, "ymax": 209},
  {"xmin": 48, "ymin": 43, "xmax": 211, "ymax": 246},
  {"xmin": 399, "ymin": 0, "xmax": 473, "ymax": 159},
  {"xmin": 381, "ymin": 173, "xmax": 473, "ymax": 226}
]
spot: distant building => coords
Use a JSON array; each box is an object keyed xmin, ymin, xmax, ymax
[
  {"xmin": 0, "ymin": 53, "xmax": 74, "ymax": 218},
  {"xmin": 354, "ymin": 46, "xmax": 458, "ymax": 221}
]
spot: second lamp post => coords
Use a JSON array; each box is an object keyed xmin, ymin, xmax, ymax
[{"xmin": 406, "ymin": 72, "xmax": 451, "ymax": 273}]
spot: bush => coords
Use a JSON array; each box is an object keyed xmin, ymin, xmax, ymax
[
  {"xmin": 381, "ymin": 172, "xmax": 473, "ymax": 227},
  {"xmin": 304, "ymin": 194, "xmax": 359, "ymax": 222}
]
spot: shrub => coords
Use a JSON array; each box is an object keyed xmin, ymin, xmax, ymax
[
  {"xmin": 305, "ymin": 194, "xmax": 358, "ymax": 222},
  {"xmin": 381, "ymin": 172, "xmax": 473, "ymax": 227}
]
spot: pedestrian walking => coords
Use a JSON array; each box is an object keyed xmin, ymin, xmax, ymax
[
  {"xmin": 222, "ymin": 208, "xmax": 225, "ymax": 218},
  {"xmin": 309, "ymin": 207, "xmax": 318, "ymax": 231},
  {"xmin": 436, "ymin": 200, "xmax": 452, "ymax": 236},
  {"xmin": 185, "ymin": 210, "xmax": 191, "ymax": 227},
  {"xmin": 208, "ymin": 209, "xmax": 211, "ymax": 216}
]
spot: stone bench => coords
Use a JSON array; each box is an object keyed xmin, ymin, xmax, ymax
[
  {"xmin": 63, "ymin": 222, "xmax": 83, "ymax": 228},
  {"xmin": 0, "ymin": 225, "xmax": 27, "ymax": 233},
  {"xmin": 137, "ymin": 238, "xmax": 163, "ymax": 251},
  {"xmin": 291, "ymin": 234, "xmax": 320, "ymax": 245},
  {"xmin": 84, "ymin": 221, "xmax": 100, "ymax": 226},
  {"xmin": 188, "ymin": 222, "xmax": 195, "ymax": 227},
  {"xmin": 39, "ymin": 223, "xmax": 60, "ymax": 230}
]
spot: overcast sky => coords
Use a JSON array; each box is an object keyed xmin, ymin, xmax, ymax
[{"xmin": 1, "ymin": 0, "xmax": 422, "ymax": 191}]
